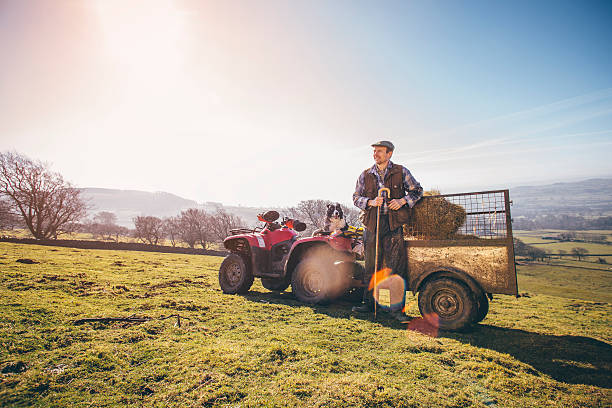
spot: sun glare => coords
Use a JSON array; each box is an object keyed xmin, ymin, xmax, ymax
[{"xmin": 93, "ymin": 0, "xmax": 187, "ymax": 80}]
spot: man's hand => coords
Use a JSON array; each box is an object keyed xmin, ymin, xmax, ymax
[
  {"xmin": 389, "ymin": 198, "xmax": 406, "ymax": 210},
  {"xmin": 368, "ymin": 197, "xmax": 384, "ymax": 207}
]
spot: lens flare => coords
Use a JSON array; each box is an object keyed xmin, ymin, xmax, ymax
[
  {"xmin": 370, "ymin": 271, "xmax": 406, "ymax": 312},
  {"xmin": 368, "ymin": 267, "xmax": 392, "ymax": 290},
  {"xmin": 406, "ymin": 313, "xmax": 439, "ymax": 337}
]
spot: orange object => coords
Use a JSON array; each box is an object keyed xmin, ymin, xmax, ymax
[{"xmin": 368, "ymin": 267, "xmax": 392, "ymax": 291}]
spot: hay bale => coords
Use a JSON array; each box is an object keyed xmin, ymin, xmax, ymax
[{"xmin": 403, "ymin": 193, "xmax": 467, "ymax": 240}]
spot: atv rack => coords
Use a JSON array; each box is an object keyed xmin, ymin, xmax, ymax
[{"xmin": 229, "ymin": 227, "xmax": 257, "ymax": 236}]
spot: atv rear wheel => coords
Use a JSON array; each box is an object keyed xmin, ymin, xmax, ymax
[
  {"xmin": 418, "ymin": 278, "xmax": 476, "ymax": 331},
  {"xmin": 219, "ymin": 253, "xmax": 254, "ymax": 294},
  {"xmin": 261, "ymin": 277, "xmax": 290, "ymax": 292}
]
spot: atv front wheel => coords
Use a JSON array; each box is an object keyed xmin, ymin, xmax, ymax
[
  {"xmin": 291, "ymin": 259, "xmax": 330, "ymax": 304},
  {"xmin": 219, "ymin": 254, "xmax": 254, "ymax": 294}
]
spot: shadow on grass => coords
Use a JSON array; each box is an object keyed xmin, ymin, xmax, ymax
[
  {"xmin": 242, "ymin": 290, "xmax": 612, "ymax": 388},
  {"xmin": 444, "ymin": 324, "xmax": 612, "ymax": 388}
]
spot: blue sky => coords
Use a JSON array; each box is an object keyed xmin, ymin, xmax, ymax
[{"xmin": 0, "ymin": 0, "xmax": 611, "ymax": 207}]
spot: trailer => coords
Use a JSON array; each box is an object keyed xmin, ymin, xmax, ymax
[{"xmin": 402, "ymin": 189, "xmax": 517, "ymax": 329}]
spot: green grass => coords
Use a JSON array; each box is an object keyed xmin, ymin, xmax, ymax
[
  {"xmin": 514, "ymin": 230, "xmax": 612, "ymax": 264},
  {"xmin": 516, "ymin": 263, "xmax": 612, "ymax": 303},
  {"xmin": 0, "ymin": 229, "xmax": 226, "ymax": 251},
  {"xmin": 0, "ymin": 242, "xmax": 610, "ymax": 407}
]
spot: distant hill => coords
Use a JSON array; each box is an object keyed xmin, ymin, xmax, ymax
[
  {"xmin": 509, "ymin": 178, "xmax": 612, "ymax": 217},
  {"xmin": 80, "ymin": 188, "xmax": 199, "ymax": 227},
  {"xmin": 80, "ymin": 188, "xmax": 271, "ymax": 227},
  {"xmin": 81, "ymin": 178, "xmax": 612, "ymax": 227}
]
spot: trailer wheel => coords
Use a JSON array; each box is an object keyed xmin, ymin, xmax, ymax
[
  {"xmin": 418, "ymin": 278, "xmax": 476, "ymax": 331},
  {"xmin": 472, "ymin": 292, "xmax": 489, "ymax": 324},
  {"xmin": 261, "ymin": 277, "xmax": 290, "ymax": 292},
  {"xmin": 219, "ymin": 254, "xmax": 254, "ymax": 294}
]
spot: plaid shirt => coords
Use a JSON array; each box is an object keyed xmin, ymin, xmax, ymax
[{"xmin": 353, "ymin": 161, "xmax": 423, "ymax": 214}]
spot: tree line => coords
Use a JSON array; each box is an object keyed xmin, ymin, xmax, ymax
[
  {"xmin": 513, "ymin": 214, "xmax": 612, "ymax": 230},
  {"xmin": 130, "ymin": 208, "xmax": 244, "ymax": 248},
  {"xmin": 0, "ymin": 151, "xmax": 362, "ymax": 244}
]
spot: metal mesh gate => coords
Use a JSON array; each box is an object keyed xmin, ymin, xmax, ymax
[{"xmin": 404, "ymin": 190, "xmax": 511, "ymax": 240}]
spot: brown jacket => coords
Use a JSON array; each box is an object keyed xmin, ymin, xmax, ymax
[{"xmin": 361, "ymin": 163, "xmax": 412, "ymax": 231}]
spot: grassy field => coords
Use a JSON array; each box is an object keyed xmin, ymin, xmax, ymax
[
  {"xmin": 1, "ymin": 229, "xmax": 226, "ymax": 252},
  {"xmin": 514, "ymin": 230, "xmax": 612, "ymax": 264},
  {"xmin": 516, "ymin": 263, "xmax": 612, "ymax": 303},
  {"xmin": 0, "ymin": 242, "xmax": 610, "ymax": 407}
]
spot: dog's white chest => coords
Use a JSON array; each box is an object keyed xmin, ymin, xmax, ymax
[{"xmin": 328, "ymin": 217, "xmax": 346, "ymax": 232}]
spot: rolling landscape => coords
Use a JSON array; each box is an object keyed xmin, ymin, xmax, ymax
[
  {"xmin": 81, "ymin": 178, "xmax": 612, "ymax": 228},
  {"xmin": 2, "ymin": 1, "xmax": 612, "ymax": 406},
  {"xmin": 1, "ymin": 181, "xmax": 611, "ymax": 406}
]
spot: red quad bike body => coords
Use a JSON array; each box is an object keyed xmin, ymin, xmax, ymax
[{"xmin": 218, "ymin": 211, "xmax": 365, "ymax": 304}]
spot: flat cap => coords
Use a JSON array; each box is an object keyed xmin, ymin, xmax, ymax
[{"xmin": 371, "ymin": 140, "xmax": 395, "ymax": 151}]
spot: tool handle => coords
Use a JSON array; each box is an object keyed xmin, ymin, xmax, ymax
[{"xmin": 377, "ymin": 187, "xmax": 390, "ymax": 197}]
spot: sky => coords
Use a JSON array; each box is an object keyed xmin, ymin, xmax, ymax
[{"xmin": 1, "ymin": 0, "xmax": 611, "ymax": 208}]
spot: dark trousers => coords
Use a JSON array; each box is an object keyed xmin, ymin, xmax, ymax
[{"xmin": 362, "ymin": 214, "xmax": 407, "ymax": 303}]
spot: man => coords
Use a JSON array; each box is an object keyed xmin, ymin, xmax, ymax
[{"xmin": 352, "ymin": 141, "xmax": 423, "ymax": 320}]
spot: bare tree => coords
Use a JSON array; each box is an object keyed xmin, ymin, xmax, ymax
[
  {"xmin": 112, "ymin": 225, "xmax": 129, "ymax": 242},
  {"xmin": 526, "ymin": 246, "xmax": 547, "ymax": 261},
  {"xmin": 571, "ymin": 247, "xmax": 589, "ymax": 261},
  {"xmin": 162, "ymin": 216, "xmax": 181, "ymax": 247},
  {"xmin": 0, "ymin": 151, "xmax": 87, "ymax": 239},
  {"xmin": 295, "ymin": 199, "xmax": 331, "ymax": 229},
  {"xmin": 178, "ymin": 208, "xmax": 209, "ymax": 249},
  {"xmin": 343, "ymin": 206, "xmax": 362, "ymax": 228},
  {"xmin": 208, "ymin": 209, "xmax": 244, "ymax": 242},
  {"xmin": 93, "ymin": 211, "xmax": 118, "ymax": 226},
  {"xmin": 287, "ymin": 200, "xmax": 361, "ymax": 234},
  {"xmin": 0, "ymin": 198, "xmax": 21, "ymax": 231},
  {"xmin": 87, "ymin": 211, "xmax": 122, "ymax": 240},
  {"xmin": 133, "ymin": 216, "xmax": 164, "ymax": 245}
]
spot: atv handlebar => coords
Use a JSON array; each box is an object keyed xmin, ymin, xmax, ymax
[{"xmin": 253, "ymin": 211, "xmax": 307, "ymax": 233}]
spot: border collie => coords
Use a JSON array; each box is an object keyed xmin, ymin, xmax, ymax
[{"xmin": 313, "ymin": 203, "xmax": 348, "ymax": 236}]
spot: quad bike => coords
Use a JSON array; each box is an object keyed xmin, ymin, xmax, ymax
[{"xmin": 219, "ymin": 210, "xmax": 365, "ymax": 303}]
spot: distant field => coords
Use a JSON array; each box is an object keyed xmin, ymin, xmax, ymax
[
  {"xmin": 0, "ymin": 242, "xmax": 610, "ymax": 407},
  {"xmin": 514, "ymin": 230, "xmax": 612, "ymax": 264},
  {"xmin": 516, "ymin": 264, "xmax": 612, "ymax": 303}
]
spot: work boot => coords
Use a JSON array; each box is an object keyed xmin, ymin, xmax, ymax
[
  {"xmin": 351, "ymin": 302, "xmax": 373, "ymax": 313},
  {"xmin": 390, "ymin": 310, "xmax": 409, "ymax": 322},
  {"xmin": 352, "ymin": 289, "xmax": 374, "ymax": 313}
]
